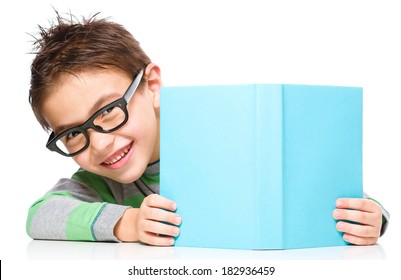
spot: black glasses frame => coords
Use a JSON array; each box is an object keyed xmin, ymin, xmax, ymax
[{"xmin": 46, "ymin": 68, "xmax": 144, "ymax": 157}]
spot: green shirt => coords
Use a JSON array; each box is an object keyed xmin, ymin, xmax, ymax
[{"xmin": 26, "ymin": 161, "xmax": 159, "ymax": 242}]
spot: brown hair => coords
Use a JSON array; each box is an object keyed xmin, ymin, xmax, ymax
[{"xmin": 29, "ymin": 12, "xmax": 151, "ymax": 131}]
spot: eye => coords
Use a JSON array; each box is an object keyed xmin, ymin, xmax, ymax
[
  {"xmin": 101, "ymin": 107, "xmax": 115, "ymax": 116},
  {"xmin": 66, "ymin": 130, "xmax": 82, "ymax": 140}
]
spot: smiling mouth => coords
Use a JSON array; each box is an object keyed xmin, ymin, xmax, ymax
[{"xmin": 102, "ymin": 144, "xmax": 132, "ymax": 166}]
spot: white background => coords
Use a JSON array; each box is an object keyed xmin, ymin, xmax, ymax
[{"xmin": 1, "ymin": 0, "xmax": 400, "ymax": 279}]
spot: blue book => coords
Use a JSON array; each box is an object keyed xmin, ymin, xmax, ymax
[{"xmin": 160, "ymin": 84, "xmax": 363, "ymax": 249}]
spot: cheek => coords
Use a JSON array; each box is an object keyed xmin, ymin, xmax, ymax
[
  {"xmin": 125, "ymin": 106, "xmax": 158, "ymax": 140},
  {"xmin": 120, "ymin": 118, "xmax": 155, "ymax": 142},
  {"xmin": 71, "ymin": 152, "xmax": 91, "ymax": 170}
]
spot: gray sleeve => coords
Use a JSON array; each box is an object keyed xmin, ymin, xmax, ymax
[{"xmin": 27, "ymin": 178, "xmax": 130, "ymax": 242}]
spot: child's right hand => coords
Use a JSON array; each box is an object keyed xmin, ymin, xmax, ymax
[
  {"xmin": 136, "ymin": 194, "xmax": 182, "ymax": 246},
  {"xmin": 114, "ymin": 194, "xmax": 181, "ymax": 245}
]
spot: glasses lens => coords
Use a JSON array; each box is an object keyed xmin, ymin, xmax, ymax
[
  {"xmin": 93, "ymin": 105, "xmax": 126, "ymax": 131},
  {"xmin": 56, "ymin": 130, "xmax": 87, "ymax": 155}
]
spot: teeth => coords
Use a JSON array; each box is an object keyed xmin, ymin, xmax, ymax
[{"xmin": 105, "ymin": 148, "xmax": 129, "ymax": 165}]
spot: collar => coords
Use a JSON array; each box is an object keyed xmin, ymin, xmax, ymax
[{"xmin": 144, "ymin": 160, "xmax": 160, "ymax": 175}]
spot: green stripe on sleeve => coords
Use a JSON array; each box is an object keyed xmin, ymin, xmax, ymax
[{"xmin": 65, "ymin": 202, "xmax": 106, "ymax": 241}]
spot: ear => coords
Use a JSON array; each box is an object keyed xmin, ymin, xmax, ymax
[{"xmin": 144, "ymin": 63, "xmax": 162, "ymax": 109}]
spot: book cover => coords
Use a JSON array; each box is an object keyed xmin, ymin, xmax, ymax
[{"xmin": 160, "ymin": 84, "xmax": 362, "ymax": 249}]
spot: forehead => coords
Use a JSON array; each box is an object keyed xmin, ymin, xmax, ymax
[{"xmin": 42, "ymin": 69, "xmax": 131, "ymax": 132}]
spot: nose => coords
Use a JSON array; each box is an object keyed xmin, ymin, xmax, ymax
[{"xmin": 87, "ymin": 129, "xmax": 114, "ymax": 154}]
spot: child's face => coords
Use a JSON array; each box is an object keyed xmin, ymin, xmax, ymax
[{"xmin": 42, "ymin": 68, "xmax": 160, "ymax": 183}]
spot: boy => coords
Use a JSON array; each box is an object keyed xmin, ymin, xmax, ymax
[{"xmin": 27, "ymin": 13, "xmax": 388, "ymax": 246}]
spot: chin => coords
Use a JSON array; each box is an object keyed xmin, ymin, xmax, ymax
[
  {"xmin": 115, "ymin": 176, "xmax": 139, "ymax": 184},
  {"xmin": 112, "ymin": 167, "xmax": 147, "ymax": 184}
]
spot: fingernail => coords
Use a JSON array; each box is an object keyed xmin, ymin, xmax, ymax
[
  {"xmin": 336, "ymin": 199, "xmax": 344, "ymax": 207},
  {"xmin": 333, "ymin": 210, "xmax": 342, "ymax": 219},
  {"xmin": 169, "ymin": 238, "xmax": 175, "ymax": 245},
  {"xmin": 174, "ymin": 215, "xmax": 182, "ymax": 225},
  {"xmin": 171, "ymin": 203, "xmax": 177, "ymax": 210},
  {"xmin": 173, "ymin": 227, "xmax": 180, "ymax": 236},
  {"xmin": 337, "ymin": 222, "xmax": 345, "ymax": 231}
]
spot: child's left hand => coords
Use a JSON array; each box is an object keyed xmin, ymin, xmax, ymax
[{"xmin": 333, "ymin": 198, "xmax": 382, "ymax": 245}]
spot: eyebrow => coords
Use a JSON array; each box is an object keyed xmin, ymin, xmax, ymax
[{"xmin": 53, "ymin": 93, "xmax": 121, "ymax": 134}]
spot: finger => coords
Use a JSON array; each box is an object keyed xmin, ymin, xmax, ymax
[
  {"xmin": 142, "ymin": 207, "xmax": 182, "ymax": 226},
  {"xmin": 336, "ymin": 221, "xmax": 378, "ymax": 238},
  {"xmin": 143, "ymin": 194, "xmax": 177, "ymax": 211},
  {"xmin": 333, "ymin": 208, "xmax": 378, "ymax": 226},
  {"xmin": 141, "ymin": 219, "xmax": 181, "ymax": 237},
  {"xmin": 336, "ymin": 198, "xmax": 381, "ymax": 213},
  {"xmin": 139, "ymin": 231, "xmax": 176, "ymax": 246},
  {"xmin": 342, "ymin": 233, "xmax": 378, "ymax": 246}
]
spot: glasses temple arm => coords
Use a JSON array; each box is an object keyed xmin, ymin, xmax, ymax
[{"xmin": 124, "ymin": 68, "xmax": 144, "ymax": 103}]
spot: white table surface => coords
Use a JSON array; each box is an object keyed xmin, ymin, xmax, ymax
[{"xmin": 25, "ymin": 239, "xmax": 387, "ymax": 260}]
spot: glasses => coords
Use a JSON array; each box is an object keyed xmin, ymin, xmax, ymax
[{"xmin": 46, "ymin": 68, "xmax": 144, "ymax": 157}]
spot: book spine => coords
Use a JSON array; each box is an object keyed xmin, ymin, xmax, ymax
[{"xmin": 256, "ymin": 85, "xmax": 284, "ymax": 249}]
